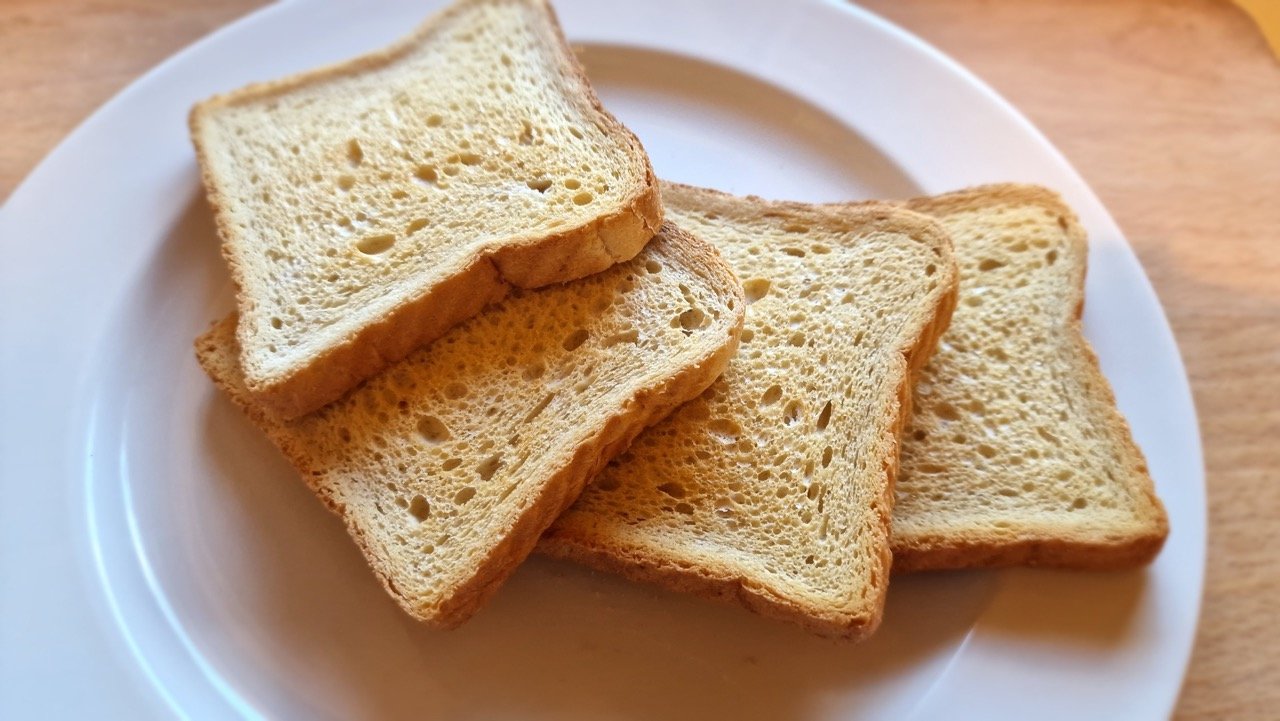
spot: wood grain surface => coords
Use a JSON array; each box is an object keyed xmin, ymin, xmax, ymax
[{"xmin": 2, "ymin": 1, "xmax": 1275, "ymax": 718}]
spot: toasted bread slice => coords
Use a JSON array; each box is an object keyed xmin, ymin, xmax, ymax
[
  {"xmin": 191, "ymin": 0, "xmax": 661, "ymax": 419},
  {"xmin": 540, "ymin": 183, "xmax": 958, "ymax": 638},
  {"xmin": 196, "ymin": 224, "xmax": 742, "ymax": 628},
  {"xmin": 891, "ymin": 184, "xmax": 1168, "ymax": 570}
]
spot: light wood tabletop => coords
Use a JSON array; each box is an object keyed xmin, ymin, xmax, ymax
[{"xmin": 2, "ymin": 0, "xmax": 1275, "ymax": 718}]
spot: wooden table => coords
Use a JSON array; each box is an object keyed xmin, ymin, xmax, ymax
[{"xmin": 2, "ymin": 1, "xmax": 1275, "ymax": 717}]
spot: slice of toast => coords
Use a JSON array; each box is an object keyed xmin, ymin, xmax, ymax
[
  {"xmin": 891, "ymin": 184, "xmax": 1169, "ymax": 570},
  {"xmin": 540, "ymin": 183, "xmax": 959, "ymax": 638},
  {"xmin": 196, "ymin": 224, "xmax": 742, "ymax": 628},
  {"xmin": 191, "ymin": 0, "xmax": 661, "ymax": 420}
]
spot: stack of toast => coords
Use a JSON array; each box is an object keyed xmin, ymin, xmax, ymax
[{"xmin": 193, "ymin": 0, "xmax": 1167, "ymax": 639}]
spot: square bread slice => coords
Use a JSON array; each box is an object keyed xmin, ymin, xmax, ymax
[
  {"xmin": 891, "ymin": 184, "xmax": 1169, "ymax": 570},
  {"xmin": 196, "ymin": 224, "xmax": 743, "ymax": 628},
  {"xmin": 191, "ymin": 0, "xmax": 662, "ymax": 419},
  {"xmin": 539, "ymin": 183, "xmax": 959, "ymax": 638}
]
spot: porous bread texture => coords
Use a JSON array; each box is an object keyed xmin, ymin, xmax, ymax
[
  {"xmin": 196, "ymin": 225, "xmax": 743, "ymax": 628},
  {"xmin": 541, "ymin": 183, "xmax": 958, "ymax": 638},
  {"xmin": 191, "ymin": 0, "xmax": 662, "ymax": 420},
  {"xmin": 891, "ymin": 184, "xmax": 1169, "ymax": 570}
]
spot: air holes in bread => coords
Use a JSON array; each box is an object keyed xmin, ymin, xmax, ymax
[
  {"xmin": 677, "ymin": 308, "xmax": 707, "ymax": 333},
  {"xmin": 714, "ymin": 500, "xmax": 735, "ymax": 519},
  {"xmin": 454, "ymin": 487, "xmax": 476, "ymax": 504},
  {"xmin": 935, "ymin": 402, "xmax": 961, "ymax": 421},
  {"xmin": 657, "ymin": 482, "xmax": 686, "ymax": 499},
  {"xmin": 408, "ymin": 494, "xmax": 430, "ymax": 521},
  {"xmin": 417, "ymin": 415, "xmax": 450, "ymax": 443},
  {"xmin": 444, "ymin": 382, "xmax": 468, "ymax": 400},
  {"xmin": 346, "ymin": 139, "xmax": 363, "ymax": 165},
  {"xmin": 743, "ymin": 278, "xmax": 771, "ymax": 303},
  {"xmin": 761, "ymin": 385, "xmax": 783, "ymax": 405},
  {"xmin": 707, "ymin": 418, "xmax": 741, "ymax": 443},
  {"xmin": 783, "ymin": 400, "xmax": 803, "ymax": 425},
  {"xmin": 573, "ymin": 191, "xmax": 594, "ymax": 206},
  {"xmin": 523, "ymin": 361, "xmax": 546, "ymax": 380},
  {"xmin": 816, "ymin": 401, "xmax": 833, "ymax": 430},
  {"xmin": 527, "ymin": 178, "xmax": 552, "ymax": 192},
  {"xmin": 978, "ymin": 258, "xmax": 1005, "ymax": 272},
  {"xmin": 562, "ymin": 328, "xmax": 589, "ymax": 351},
  {"xmin": 414, "ymin": 165, "xmax": 439, "ymax": 185},
  {"xmin": 356, "ymin": 235, "xmax": 396, "ymax": 255},
  {"xmin": 602, "ymin": 329, "xmax": 639, "ymax": 347},
  {"xmin": 477, "ymin": 454, "xmax": 502, "ymax": 481}
]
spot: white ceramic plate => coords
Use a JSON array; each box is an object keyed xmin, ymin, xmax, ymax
[{"xmin": 0, "ymin": 1, "xmax": 1205, "ymax": 718}]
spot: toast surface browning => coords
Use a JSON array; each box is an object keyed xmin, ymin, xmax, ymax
[
  {"xmin": 197, "ymin": 225, "xmax": 742, "ymax": 627},
  {"xmin": 192, "ymin": 0, "xmax": 661, "ymax": 418},
  {"xmin": 891, "ymin": 184, "xmax": 1169, "ymax": 570},
  {"xmin": 542, "ymin": 183, "xmax": 958, "ymax": 638}
]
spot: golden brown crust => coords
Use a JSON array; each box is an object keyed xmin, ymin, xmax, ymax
[
  {"xmin": 892, "ymin": 524, "xmax": 1167, "ymax": 572},
  {"xmin": 538, "ymin": 535, "xmax": 874, "ymax": 637},
  {"xmin": 189, "ymin": 0, "xmax": 663, "ymax": 421},
  {"xmin": 891, "ymin": 183, "xmax": 1169, "ymax": 571},
  {"xmin": 195, "ymin": 224, "xmax": 743, "ymax": 628},
  {"xmin": 541, "ymin": 184, "xmax": 961, "ymax": 639}
]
